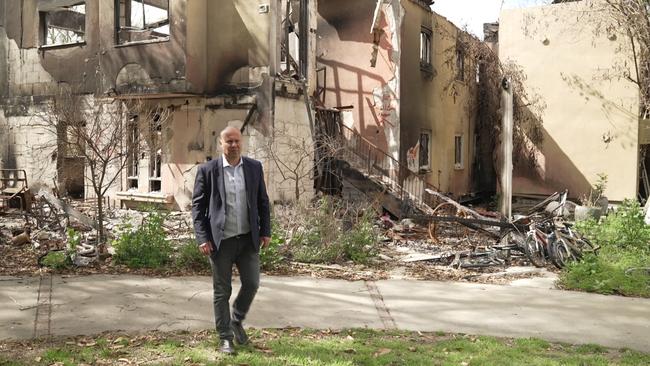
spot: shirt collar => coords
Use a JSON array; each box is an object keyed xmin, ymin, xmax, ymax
[{"xmin": 222, "ymin": 155, "xmax": 243, "ymax": 168}]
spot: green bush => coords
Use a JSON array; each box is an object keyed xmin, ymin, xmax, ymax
[
  {"xmin": 559, "ymin": 200, "xmax": 650, "ymax": 297},
  {"xmin": 112, "ymin": 210, "xmax": 173, "ymax": 268},
  {"xmin": 41, "ymin": 251, "xmax": 71, "ymax": 270},
  {"xmin": 340, "ymin": 210, "xmax": 379, "ymax": 265},
  {"xmin": 576, "ymin": 200, "xmax": 650, "ymax": 253},
  {"xmin": 260, "ymin": 222, "xmax": 286, "ymax": 271},
  {"xmin": 175, "ymin": 241, "xmax": 210, "ymax": 271},
  {"xmin": 288, "ymin": 197, "xmax": 379, "ymax": 265}
]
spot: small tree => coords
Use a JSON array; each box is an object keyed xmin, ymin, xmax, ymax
[
  {"xmin": 35, "ymin": 85, "xmax": 170, "ymax": 245},
  {"xmin": 604, "ymin": 0, "xmax": 650, "ymax": 115},
  {"xmin": 258, "ymin": 125, "xmax": 344, "ymax": 202}
]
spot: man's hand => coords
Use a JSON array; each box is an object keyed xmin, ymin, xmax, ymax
[
  {"xmin": 260, "ymin": 236, "xmax": 271, "ymax": 249},
  {"xmin": 199, "ymin": 242, "xmax": 213, "ymax": 256}
]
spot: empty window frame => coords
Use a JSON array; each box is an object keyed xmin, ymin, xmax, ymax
[
  {"xmin": 456, "ymin": 49, "xmax": 465, "ymax": 81},
  {"xmin": 148, "ymin": 110, "xmax": 163, "ymax": 192},
  {"xmin": 116, "ymin": 0, "xmax": 170, "ymax": 45},
  {"xmin": 454, "ymin": 135, "xmax": 464, "ymax": 169},
  {"xmin": 420, "ymin": 27, "xmax": 432, "ymax": 68},
  {"xmin": 39, "ymin": 1, "xmax": 86, "ymax": 47},
  {"xmin": 149, "ymin": 150, "xmax": 162, "ymax": 192},
  {"xmin": 419, "ymin": 130, "xmax": 431, "ymax": 171},
  {"xmin": 126, "ymin": 115, "xmax": 139, "ymax": 189}
]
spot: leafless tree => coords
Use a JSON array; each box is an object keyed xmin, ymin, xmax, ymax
[
  {"xmin": 604, "ymin": 0, "xmax": 650, "ymax": 115},
  {"xmin": 258, "ymin": 126, "xmax": 344, "ymax": 202},
  {"xmin": 33, "ymin": 85, "xmax": 170, "ymax": 245}
]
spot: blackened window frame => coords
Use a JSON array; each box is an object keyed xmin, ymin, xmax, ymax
[
  {"xmin": 38, "ymin": 0, "xmax": 87, "ymax": 48},
  {"xmin": 420, "ymin": 26, "xmax": 432, "ymax": 71},
  {"xmin": 114, "ymin": 0, "xmax": 171, "ymax": 46}
]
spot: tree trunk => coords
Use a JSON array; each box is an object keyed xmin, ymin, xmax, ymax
[{"xmin": 96, "ymin": 194, "xmax": 104, "ymax": 246}]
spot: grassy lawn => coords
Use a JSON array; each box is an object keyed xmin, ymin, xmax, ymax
[{"xmin": 1, "ymin": 328, "xmax": 648, "ymax": 366}]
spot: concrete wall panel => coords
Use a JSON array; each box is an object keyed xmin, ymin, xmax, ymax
[{"xmin": 499, "ymin": 0, "xmax": 640, "ymax": 201}]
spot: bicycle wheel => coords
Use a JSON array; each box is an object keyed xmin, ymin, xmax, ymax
[
  {"xmin": 549, "ymin": 237, "xmax": 572, "ymax": 269},
  {"xmin": 523, "ymin": 233, "xmax": 546, "ymax": 267},
  {"xmin": 574, "ymin": 236, "xmax": 598, "ymax": 255}
]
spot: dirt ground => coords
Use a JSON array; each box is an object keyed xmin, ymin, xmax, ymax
[{"xmin": 0, "ymin": 207, "xmax": 557, "ymax": 285}]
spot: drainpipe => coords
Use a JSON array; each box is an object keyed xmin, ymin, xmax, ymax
[{"xmin": 500, "ymin": 77, "xmax": 513, "ymax": 219}]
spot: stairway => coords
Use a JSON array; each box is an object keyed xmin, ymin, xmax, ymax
[{"xmin": 334, "ymin": 124, "xmax": 442, "ymax": 218}]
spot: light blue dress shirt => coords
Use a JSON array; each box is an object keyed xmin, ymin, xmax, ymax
[{"xmin": 222, "ymin": 155, "xmax": 250, "ymax": 239}]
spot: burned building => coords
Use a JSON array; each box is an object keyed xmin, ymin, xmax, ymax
[
  {"xmin": 0, "ymin": 0, "xmax": 318, "ymax": 210},
  {"xmin": 0, "ymin": 0, "xmax": 498, "ymax": 217},
  {"xmin": 316, "ymin": 0, "xmax": 493, "ymax": 201}
]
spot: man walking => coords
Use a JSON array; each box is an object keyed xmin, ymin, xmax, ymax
[{"xmin": 191, "ymin": 126, "xmax": 271, "ymax": 354}]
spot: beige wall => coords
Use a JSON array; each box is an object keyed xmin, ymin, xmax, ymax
[
  {"xmin": 499, "ymin": 0, "xmax": 640, "ymax": 201},
  {"xmin": 401, "ymin": 3, "xmax": 478, "ymax": 197},
  {"xmin": 248, "ymin": 97, "xmax": 315, "ymax": 204}
]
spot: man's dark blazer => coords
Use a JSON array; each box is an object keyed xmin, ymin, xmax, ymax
[{"xmin": 191, "ymin": 156, "xmax": 271, "ymax": 252}]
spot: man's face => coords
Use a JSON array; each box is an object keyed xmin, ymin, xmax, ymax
[{"xmin": 220, "ymin": 129, "xmax": 242, "ymax": 162}]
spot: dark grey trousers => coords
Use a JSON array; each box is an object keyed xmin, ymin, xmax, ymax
[{"xmin": 208, "ymin": 233, "xmax": 260, "ymax": 341}]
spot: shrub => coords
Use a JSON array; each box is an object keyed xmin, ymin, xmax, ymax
[
  {"xmin": 287, "ymin": 197, "xmax": 379, "ymax": 265},
  {"xmin": 112, "ymin": 210, "xmax": 173, "ymax": 268},
  {"xmin": 66, "ymin": 228, "xmax": 81, "ymax": 261},
  {"xmin": 41, "ymin": 251, "xmax": 71, "ymax": 270},
  {"xmin": 260, "ymin": 225, "xmax": 286, "ymax": 271},
  {"xmin": 560, "ymin": 253, "xmax": 649, "ymax": 297},
  {"xmin": 560, "ymin": 200, "xmax": 650, "ymax": 297},
  {"xmin": 340, "ymin": 210, "xmax": 379, "ymax": 265},
  {"xmin": 576, "ymin": 200, "xmax": 650, "ymax": 253},
  {"xmin": 175, "ymin": 241, "xmax": 210, "ymax": 271}
]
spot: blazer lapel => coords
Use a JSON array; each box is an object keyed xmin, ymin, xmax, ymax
[
  {"xmin": 216, "ymin": 157, "xmax": 225, "ymax": 205},
  {"xmin": 242, "ymin": 157, "xmax": 253, "ymax": 206}
]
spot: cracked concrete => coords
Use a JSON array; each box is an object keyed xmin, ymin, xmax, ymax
[{"xmin": 0, "ymin": 275, "xmax": 649, "ymax": 352}]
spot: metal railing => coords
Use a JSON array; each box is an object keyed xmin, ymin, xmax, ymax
[{"xmin": 338, "ymin": 124, "xmax": 442, "ymax": 214}]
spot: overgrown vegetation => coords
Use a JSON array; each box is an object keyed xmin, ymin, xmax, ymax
[
  {"xmin": 73, "ymin": 197, "xmax": 380, "ymax": 272},
  {"xmin": 260, "ymin": 220, "xmax": 286, "ymax": 271},
  {"xmin": 1, "ymin": 328, "xmax": 648, "ymax": 366},
  {"xmin": 175, "ymin": 240, "xmax": 211, "ymax": 271},
  {"xmin": 112, "ymin": 210, "xmax": 173, "ymax": 269},
  {"xmin": 40, "ymin": 251, "xmax": 71, "ymax": 270},
  {"xmin": 560, "ymin": 200, "xmax": 650, "ymax": 297},
  {"xmin": 284, "ymin": 197, "xmax": 380, "ymax": 265},
  {"xmin": 580, "ymin": 173, "xmax": 608, "ymax": 207}
]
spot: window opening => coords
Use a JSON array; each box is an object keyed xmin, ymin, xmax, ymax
[
  {"xmin": 116, "ymin": 0, "xmax": 169, "ymax": 45},
  {"xmin": 454, "ymin": 135, "xmax": 464, "ymax": 169},
  {"xmin": 39, "ymin": 1, "xmax": 86, "ymax": 46}
]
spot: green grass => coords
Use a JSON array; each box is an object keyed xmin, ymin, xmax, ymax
[
  {"xmin": 1, "ymin": 329, "xmax": 649, "ymax": 366},
  {"xmin": 559, "ymin": 200, "xmax": 650, "ymax": 298}
]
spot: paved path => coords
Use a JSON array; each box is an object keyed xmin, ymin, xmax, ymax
[{"xmin": 1, "ymin": 275, "xmax": 649, "ymax": 352}]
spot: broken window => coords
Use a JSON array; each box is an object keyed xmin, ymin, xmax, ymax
[
  {"xmin": 116, "ymin": 0, "xmax": 170, "ymax": 45},
  {"xmin": 420, "ymin": 27, "xmax": 432, "ymax": 69},
  {"xmin": 125, "ymin": 110, "xmax": 163, "ymax": 192},
  {"xmin": 148, "ymin": 110, "xmax": 163, "ymax": 192},
  {"xmin": 454, "ymin": 135, "xmax": 464, "ymax": 169},
  {"xmin": 456, "ymin": 49, "xmax": 465, "ymax": 81},
  {"xmin": 280, "ymin": 0, "xmax": 309, "ymax": 79},
  {"xmin": 39, "ymin": 1, "xmax": 86, "ymax": 47},
  {"xmin": 419, "ymin": 130, "xmax": 431, "ymax": 171},
  {"xmin": 149, "ymin": 151, "xmax": 162, "ymax": 192},
  {"xmin": 126, "ymin": 115, "xmax": 139, "ymax": 190}
]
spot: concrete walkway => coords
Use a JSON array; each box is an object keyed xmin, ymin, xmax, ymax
[{"xmin": 1, "ymin": 275, "xmax": 649, "ymax": 352}]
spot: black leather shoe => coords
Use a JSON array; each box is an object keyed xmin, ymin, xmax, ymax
[
  {"xmin": 231, "ymin": 321, "xmax": 249, "ymax": 345},
  {"xmin": 218, "ymin": 339, "xmax": 235, "ymax": 355}
]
